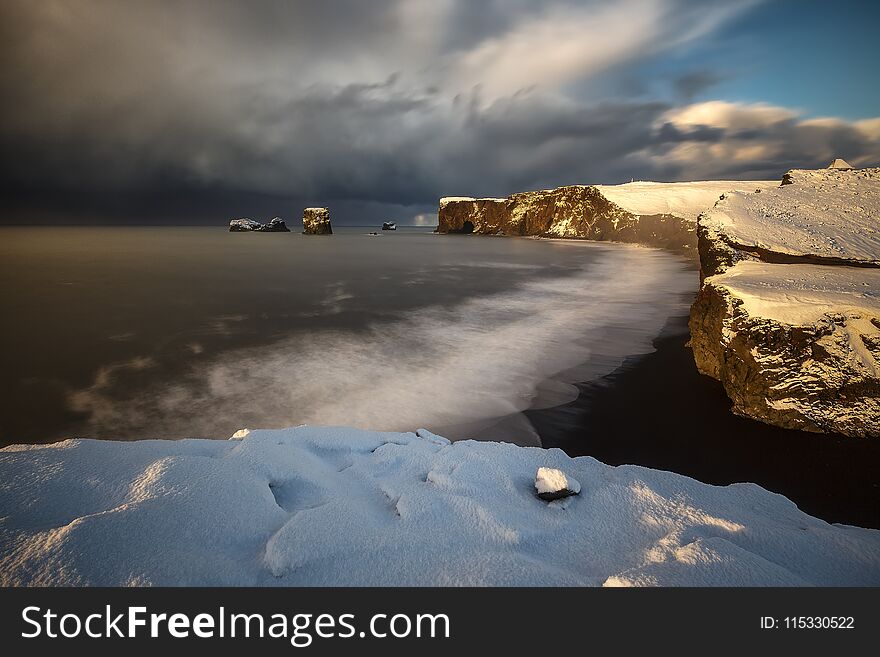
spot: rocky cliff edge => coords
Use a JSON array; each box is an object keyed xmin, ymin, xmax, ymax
[
  {"xmin": 437, "ymin": 180, "xmax": 773, "ymax": 256},
  {"xmin": 690, "ymin": 168, "xmax": 880, "ymax": 437}
]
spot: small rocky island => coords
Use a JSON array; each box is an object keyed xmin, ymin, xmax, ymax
[
  {"xmin": 303, "ymin": 207, "xmax": 332, "ymax": 234},
  {"xmin": 228, "ymin": 217, "xmax": 290, "ymax": 232}
]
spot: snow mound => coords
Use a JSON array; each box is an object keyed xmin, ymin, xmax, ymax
[{"xmin": 2, "ymin": 426, "xmax": 878, "ymax": 586}]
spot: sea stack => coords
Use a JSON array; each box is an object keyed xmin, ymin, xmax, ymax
[
  {"xmin": 228, "ymin": 217, "xmax": 290, "ymax": 232},
  {"xmin": 229, "ymin": 218, "xmax": 263, "ymax": 232},
  {"xmin": 303, "ymin": 207, "xmax": 332, "ymax": 234},
  {"xmin": 261, "ymin": 217, "xmax": 290, "ymax": 232}
]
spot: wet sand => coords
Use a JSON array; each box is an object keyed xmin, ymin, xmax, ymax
[{"xmin": 530, "ymin": 303, "xmax": 880, "ymax": 529}]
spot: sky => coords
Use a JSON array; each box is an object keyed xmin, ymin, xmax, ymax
[{"xmin": 1, "ymin": 0, "xmax": 878, "ymax": 226}]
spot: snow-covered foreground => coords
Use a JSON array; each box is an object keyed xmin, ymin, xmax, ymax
[{"xmin": 2, "ymin": 426, "xmax": 878, "ymax": 586}]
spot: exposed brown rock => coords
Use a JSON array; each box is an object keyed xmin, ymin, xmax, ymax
[
  {"xmin": 303, "ymin": 207, "xmax": 332, "ymax": 235},
  {"xmin": 437, "ymin": 186, "xmax": 698, "ymax": 255}
]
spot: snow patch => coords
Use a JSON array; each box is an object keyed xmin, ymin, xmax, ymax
[
  {"xmin": 595, "ymin": 180, "xmax": 776, "ymax": 219},
  {"xmin": 701, "ymin": 168, "xmax": 880, "ymax": 264},
  {"xmin": 707, "ymin": 261, "xmax": 880, "ymax": 327}
]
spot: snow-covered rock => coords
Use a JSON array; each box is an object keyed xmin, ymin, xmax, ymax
[
  {"xmin": 690, "ymin": 262, "xmax": 880, "ymax": 436},
  {"xmin": 1, "ymin": 426, "xmax": 878, "ymax": 586},
  {"xmin": 228, "ymin": 217, "xmax": 263, "ymax": 232},
  {"xmin": 228, "ymin": 217, "xmax": 290, "ymax": 232},
  {"xmin": 437, "ymin": 181, "xmax": 773, "ymax": 255},
  {"xmin": 828, "ymin": 158, "xmax": 853, "ymax": 170},
  {"xmin": 691, "ymin": 168, "xmax": 880, "ymax": 437},
  {"xmin": 303, "ymin": 207, "xmax": 332, "ymax": 235},
  {"xmin": 534, "ymin": 467, "xmax": 581, "ymax": 501}
]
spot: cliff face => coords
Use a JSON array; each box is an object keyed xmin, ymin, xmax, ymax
[
  {"xmin": 438, "ymin": 186, "xmax": 697, "ymax": 254},
  {"xmin": 437, "ymin": 172, "xmax": 879, "ymax": 437},
  {"xmin": 690, "ymin": 168, "xmax": 880, "ymax": 438},
  {"xmin": 437, "ymin": 180, "xmax": 775, "ymax": 256}
]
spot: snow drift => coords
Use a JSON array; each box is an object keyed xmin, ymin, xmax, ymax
[{"xmin": 2, "ymin": 426, "xmax": 878, "ymax": 586}]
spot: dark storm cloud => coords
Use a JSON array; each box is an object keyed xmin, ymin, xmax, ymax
[
  {"xmin": 0, "ymin": 0, "xmax": 878, "ymax": 225},
  {"xmin": 673, "ymin": 70, "xmax": 727, "ymax": 101}
]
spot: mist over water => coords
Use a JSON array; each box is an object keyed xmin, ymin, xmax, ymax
[{"xmin": 0, "ymin": 227, "xmax": 695, "ymax": 446}]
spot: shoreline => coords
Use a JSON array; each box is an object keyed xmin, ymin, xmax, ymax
[{"xmin": 530, "ymin": 294, "xmax": 880, "ymax": 530}]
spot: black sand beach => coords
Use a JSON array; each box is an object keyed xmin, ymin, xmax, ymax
[{"xmin": 531, "ymin": 303, "xmax": 880, "ymax": 530}]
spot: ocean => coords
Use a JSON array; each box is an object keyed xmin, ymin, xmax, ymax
[{"xmin": 0, "ymin": 226, "xmax": 695, "ymax": 447}]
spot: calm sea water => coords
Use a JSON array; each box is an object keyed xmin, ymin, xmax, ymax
[{"xmin": 0, "ymin": 226, "xmax": 695, "ymax": 446}]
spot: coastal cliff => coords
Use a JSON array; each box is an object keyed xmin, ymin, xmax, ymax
[
  {"xmin": 438, "ymin": 170, "xmax": 879, "ymax": 438},
  {"xmin": 689, "ymin": 168, "xmax": 880, "ymax": 437},
  {"xmin": 437, "ymin": 180, "xmax": 773, "ymax": 256}
]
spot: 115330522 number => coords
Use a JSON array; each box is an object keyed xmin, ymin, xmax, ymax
[{"xmin": 783, "ymin": 617, "xmax": 854, "ymax": 629}]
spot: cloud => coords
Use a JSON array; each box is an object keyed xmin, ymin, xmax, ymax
[
  {"xmin": 646, "ymin": 100, "xmax": 880, "ymax": 179},
  {"xmin": 0, "ymin": 0, "xmax": 877, "ymax": 224},
  {"xmin": 672, "ymin": 70, "xmax": 727, "ymax": 101}
]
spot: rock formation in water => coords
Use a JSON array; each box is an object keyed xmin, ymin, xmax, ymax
[
  {"xmin": 228, "ymin": 217, "xmax": 290, "ymax": 232},
  {"xmin": 437, "ymin": 180, "xmax": 773, "ymax": 256},
  {"xmin": 261, "ymin": 217, "xmax": 290, "ymax": 232},
  {"xmin": 689, "ymin": 167, "xmax": 880, "ymax": 438},
  {"xmin": 303, "ymin": 207, "xmax": 332, "ymax": 234},
  {"xmin": 229, "ymin": 218, "xmax": 263, "ymax": 231}
]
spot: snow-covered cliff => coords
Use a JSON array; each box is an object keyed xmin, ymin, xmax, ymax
[
  {"xmin": 437, "ymin": 168, "xmax": 879, "ymax": 437},
  {"xmin": 690, "ymin": 168, "xmax": 880, "ymax": 437},
  {"xmin": 2, "ymin": 426, "xmax": 878, "ymax": 586},
  {"xmin": 437, "ymin": 180, "xmax": 773, "ymax": 255}
]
